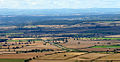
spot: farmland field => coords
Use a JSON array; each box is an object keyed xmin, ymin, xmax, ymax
[
  {"xmin": 71, "ymin": 53, "xmax": 109, "ymax": 60},
  {"xmin": 0, "ymin": 52, "xmax": 58, "ymax": 59},
  {"xmin": 36, "ymin": 52, "xmax": 85, "ymax": 60},
  {"xmin": 79, "ymin": 37, "xmax": 120, "ymax": 41},
  {"xmin": 91, "ymin": 45, "xmax": 120, "ymax": 48},
  {"xmin": 0, "ymin": 59, "xmax": 25, "ymax": 62},
  {"xmin": 30, "ymin": 60, "xmax": 75, "ymax": 62},
  {"xmin": 105, "ymin": 35, "xmax": 120, "ymax": 38},
  {"xmin": 97, "ymin": 53, "xmax": 120, "ymax": 61},
  {"xmin": 1, "ymin": 8, "xmax": 120, "ymax": 62},
  {"xmin": 31, "ymin": 52, "xmax": 86, "ymax": 62},
  {"xmin": 60, "ymin": 38, "xmax": 115, "ymax": 49}
]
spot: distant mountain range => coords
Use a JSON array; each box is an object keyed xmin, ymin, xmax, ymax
[{"xmin": 0, "ymin": 8, "xmax": 120, "ymax": 16}]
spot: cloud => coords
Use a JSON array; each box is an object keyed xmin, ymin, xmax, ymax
[
  {"xmin": 0, "ymin": 0, "xmax": 4, "ymax": 4},
  {"xmin": 31, "ymin": 2, "xmax": 38, "ymax": 5},
  {"xmin": 0, "ymin": 0, "xmax": 120, "ymax": 9}
]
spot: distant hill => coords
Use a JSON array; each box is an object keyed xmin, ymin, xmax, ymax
[
  {"xmin": 0, "ymin": 14, "xmax": 120, "ymax": 26},
  {"xmin": 0, "ymin": 8, "xmax": 120, "ymax": 26},
  {"xmin": 0, "ymin": 8, "xmax": 120, "ymax": 16}
]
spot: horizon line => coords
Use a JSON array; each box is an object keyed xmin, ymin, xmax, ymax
[{"xmin": 1, "ymin": 8, "xmax": 120, "ymax": 10}]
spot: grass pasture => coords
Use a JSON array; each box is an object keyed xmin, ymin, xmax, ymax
[
  {"xmin": 91, "ymin": 45, "xmax": 120, "ymax": 48},
  {"xmin": 0, "ymin": 59, "xmax": 25, "ymax": 62}
]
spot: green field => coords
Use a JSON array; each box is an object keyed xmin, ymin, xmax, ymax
[
  {"xmin": 7, "ymin": 40, "xmax": 28, "ymax": 42},
  {"xmin": 91, "ymin": 45, "xmax": 120, "ymax": 48},
  {"xmin": 0, "ymin": 59, "xmax": 25, "ymax": 62}
]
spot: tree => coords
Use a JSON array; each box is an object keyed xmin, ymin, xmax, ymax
[
  {"xmin": 78, "ymin": 42, "xmax": 80, "ymax": 44},
  {"xmin": 113, "ymin": 49, "xmax": 117, "ymax": 53},
  {"xmin": 107, "ymin": 42, "xmax": 111, "ymax": 45},
  {"xmin": 33, "ymin": 41, "xmax": 35, "ymax": 43},
  {"xmin": 43, "ymin": 43, "xmax": 46, "ymax": 45},
  {"xmin": 97, "ymin": 42, "xmax": 100, "ymax": 44},
  {"xmin": 77, "ymin": 38, "xmax": 79, "ymax": 40},
  {"xmin": 74, "ymin": 38, "xmax": 75, "ymax": 40},
  {"xmin": 7, "ymin": 46, "xmax": 10, "ymax": 49},
  {"xmin": 106, "ymin": 50, "xmax": 109, "ymax": 54},
  {"xmin": 65, "ymin": 38, "xmax": 68, "ymax": 43},
  {"xmin": 14, "ymin": 49, "xmax": 15, "ymax": 52},
  {"xmin": 64, "ymin": 55, "xmax": 67, "ymax": 57},
  {"xmin": 5, "ymin": 41, "xmax": 7, "ymax": 44}
]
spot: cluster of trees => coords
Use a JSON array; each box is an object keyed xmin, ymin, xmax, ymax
[
  {"xmin": 17, "ymin": 49, "xmax": 54, "ymax": 53},
  {"xmin": 0, "ymin": 39, "xmax": 39, "ymax": 52},
  {"xmin": 0, "ymin": 39, "xmax": 8, "ymax": 42}
]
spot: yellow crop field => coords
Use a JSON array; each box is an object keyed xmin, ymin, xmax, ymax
[
  {"xmin": 36, "ymin": 52, "xmax": 85, "ymax": 60},
  {"xmin": 71, "ymin": 53, "xmax": 109, "ymax": 60}
]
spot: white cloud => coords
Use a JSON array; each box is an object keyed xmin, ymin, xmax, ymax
[
  {"xmin": 0, "ymin": 0, "xmax": 120, "ymax": 9},
  {"xmin": 0, "ymin": 0, "xmax": 4, "ymax": 3},
  {"xmin": 31, "ymin": 2, "xmax": 38, "ymax": 5}
]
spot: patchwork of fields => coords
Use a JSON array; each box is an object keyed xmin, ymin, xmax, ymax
[
  {"xmin": 1, "ymin": 37, "xmax": 120, "ymax": 62},
  {"xmin": 1, "ymin": 10, "xmax": 120, "ymax": 62},
  {"xmin": 29, "ymin": 52, "xmax": 120, "ymax": 62}
]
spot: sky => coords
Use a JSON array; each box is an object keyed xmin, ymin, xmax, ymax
[{"xmin": 0, "ymin": 0, "xmax": 120, "ymax": 9}]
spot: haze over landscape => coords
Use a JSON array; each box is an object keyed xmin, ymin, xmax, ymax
[
  {"xmin": 1, "ymin": 0, "xmax": 120, "ymax": 62},
  {"xmin": 0, "ymin": 0, "xmax": 120, "ymax": 16},
  {"xmin": 0, "ymin": 0, "xmax": 120, "ymax": 9}
]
